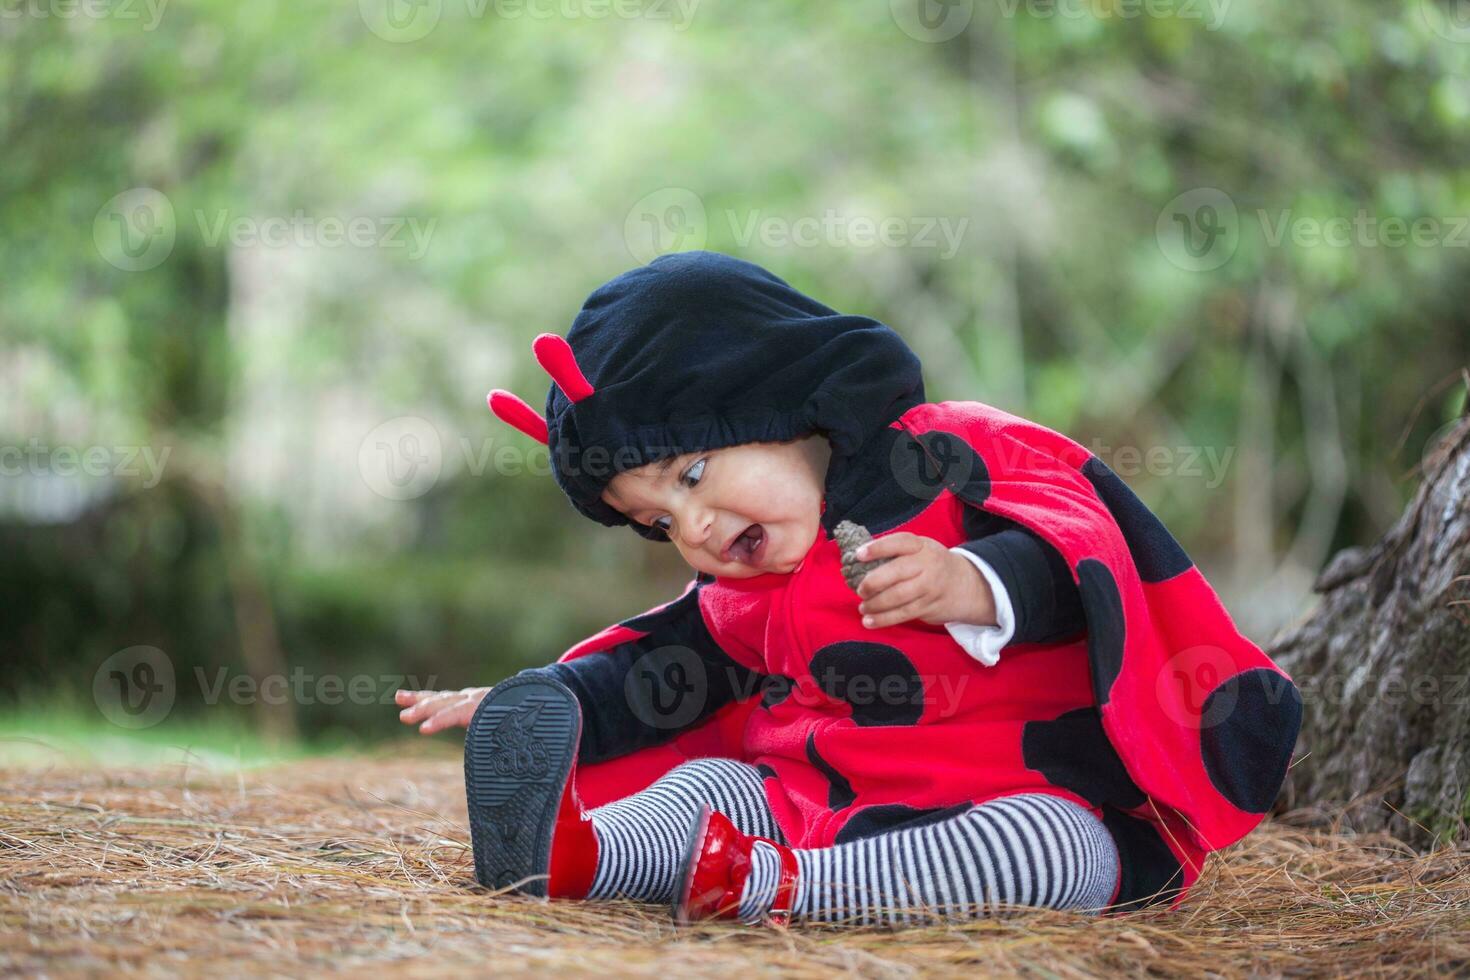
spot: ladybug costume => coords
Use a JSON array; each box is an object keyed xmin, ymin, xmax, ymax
[{"xmin": 484, "ymin": 250, "xmax": 1303, "ymax": 912}]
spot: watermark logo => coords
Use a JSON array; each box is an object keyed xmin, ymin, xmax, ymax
[
  {"xmin": 94, "ymin": 188, "xmax": 176, "ymax": 272},
  {"xmin": 624, "ymin": 646, "xmax": 708, "ymax": 729},
  {"xmin": 1155, "ymin": 187, "xmax": 1239, "ymax": 272},
  {"xmin": 1421, "ymin": 0, "xmax": 1470, "ymax": 44},
  {"xmin": 359, "ymin": 0, "xmax": 442, "ymax": 41},
  {"xmin": 624, "ymin": 187, "xmax": 708, "ymax": 264},
  {"xmin": 890, "ymin": 0, "xmax": 973, "ymax": 41},
  {"xmin": 94, "ymin": 646, "xmax": 176, "ymax": 729},
  {"xmin": 358, "ymin": 416, "xmax": 444, "ymax": 501},
  {"xmin": 1155, "ymin": 645, "xmax": 1239, "ymax": 730},
  {"xmin": 888, "ymin": 429, "xmax": 983, "ymax": 502}
]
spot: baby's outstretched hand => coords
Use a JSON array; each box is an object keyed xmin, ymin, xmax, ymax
[
  {"xmin": 395, "ymin": 687, "xmax": 491, "ymax": 734},
  {"xmin": 854, "ymin": 532, "xmax": 996, "ymax": 630}
]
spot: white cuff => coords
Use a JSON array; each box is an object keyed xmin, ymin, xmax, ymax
[{"xmin": 943, "ymin": 546, "xmax": 1016, "ymax": 667}]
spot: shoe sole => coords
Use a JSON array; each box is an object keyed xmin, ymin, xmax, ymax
[
  {"xmin": 463, "ymin": 673, "xmax": 581, "ymax": 896},
  {"xmin": 670, "ymin": 803, "xmax": 715, "ymax": 925}
]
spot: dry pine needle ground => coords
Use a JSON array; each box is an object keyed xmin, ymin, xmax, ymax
[{"xmin": 3, "ymin": 745, "xmax": 1469, "ymax": 978}]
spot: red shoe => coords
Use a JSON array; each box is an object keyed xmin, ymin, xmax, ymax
[
  {"xmin": 464, "ymin": 672, "xmax": 598, "ymax": 899},
  {"xmin": 672, "ymin": 804, "xmax": 799, "ymax": 926}
]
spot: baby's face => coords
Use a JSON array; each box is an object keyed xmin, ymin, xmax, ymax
[{"xmin": 600, "ymin": 435, "xmax": 832, "ymax": 578}]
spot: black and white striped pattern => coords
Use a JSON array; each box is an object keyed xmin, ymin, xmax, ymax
[
  {"xmin": 742, "ymin": 793, "xmax": 1121, "ymax": 925},
  {"xmin": 586, "ymin": 758, "xmax": 781, "ymax": 902},
  {"xmin": 587, "ymin": 759, "xmax": 1120, "ymax": 925}
]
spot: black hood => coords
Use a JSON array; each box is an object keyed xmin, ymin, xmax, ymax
[{"xmin": 540, "ymin": 250, "xmax": 926, "ymax": 539}]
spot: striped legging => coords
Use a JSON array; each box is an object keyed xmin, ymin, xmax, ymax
[{"xmin": 587, "ymin": 758, "xmax": 1121, "ymax": 925}]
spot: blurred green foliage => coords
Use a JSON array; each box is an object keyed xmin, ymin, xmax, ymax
[{"xmin": 2, "ymin": 0, "xmax": 1468, "ymax": 746}]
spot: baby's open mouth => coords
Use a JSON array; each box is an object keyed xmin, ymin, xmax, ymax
[{"xmin": 722, "ymin": 523, "xmax": 767, "ymax": 566}]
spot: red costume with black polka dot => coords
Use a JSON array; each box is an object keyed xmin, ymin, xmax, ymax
[{"xmin": 488, "ymin": 251, "xmax": 1303, "ymax": 913}]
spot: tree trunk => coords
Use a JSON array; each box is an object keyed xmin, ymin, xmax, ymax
[
  {"xmin": 1269, "ymin": 412, "xmax": 1470, "ymax": 849},
  {"xmin": 166, "ymin": 439, "xmax": 299, "ymax": 746}
]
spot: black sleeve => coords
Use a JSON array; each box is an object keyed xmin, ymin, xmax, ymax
[
  {"xmin": 536, "ymin": 577, "xmax": 763, "ymax": 765},
  {"xmin": 956, "ymin": 524, "xmax": 1086, "ymax": 647}
]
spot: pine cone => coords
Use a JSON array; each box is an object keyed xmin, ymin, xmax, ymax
[{"xmin": 835, "ymin": 519, "xmax": 890, "ymax": 592}]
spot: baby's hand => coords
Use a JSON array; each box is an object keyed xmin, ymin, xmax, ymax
[
  {"xmin": 854, "ymin": 532, "xmax": 996, "ymax": 629},
  {"xmin": 395, "ymin": 687, "xmax": 491, "ymax": 734}
]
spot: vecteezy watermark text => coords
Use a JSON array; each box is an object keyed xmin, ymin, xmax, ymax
[
  {"xmin": 195, "ymin": 667, "xmax": 440, "ymax": 707},
  {"xmin": 0, "ymin": 0, "xmax": 168, "ymax": 29},
  {"xmin": 1, "ymin": 440, "xmax": 170, "ymax": 489},
  {"xmin": 1256, "ymin": 209, "xmax": 1470, "ymax": 250},
  {"xmin": 1157, "ymin": 187, "xmax": 1470, "ymax": 271},
  {"xmin": 357, "ymin": 414, "xmax": 1240, "ymax": 503},
  {"xmin": 995, "ymin": 0, "xmax": 1230, "ymax": 30},
  {"xmin": 1089, "ymin": 440, "xmax": 1235, "ymax": 488},
  {"xmin": 93, "ymin": 645, "xmax": 441, "ymax": 729},
  {"xmin": 622, "ymin": 188, "xmax": 969, "ymax": 265},
  {"xmin": 888, "ymin": 0, "xmax": 1230, "ymax": 43},
  {"xmin": 725, "ymin": 209, "xmax": 969, "ymax": 260},
  {"xmin": 93, "ymin": 187, "xmax": 438, "ymax": 272},
  {"xmin": 195, "ymin": 209, "xmax": 436, "ymax": 260},
  {"xmin": 358, "ymin": 0, "xmax": 698, "ymax": 43}
]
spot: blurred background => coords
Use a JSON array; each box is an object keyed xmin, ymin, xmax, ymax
[{"xmin": 3, "ymin": 0, "xmax": 1469, "ymax": 759}]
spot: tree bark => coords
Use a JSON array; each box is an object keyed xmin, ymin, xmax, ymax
[{"xmin": 1269, "ymin": 412, "xmax": 1470, "ymax": 849}]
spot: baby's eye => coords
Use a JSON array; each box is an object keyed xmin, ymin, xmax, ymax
[
  {"xmin": 651, "ymin": 515, "xmax": 673, "ymax": 534},
  {"xmin": 680, "ymin": 458, "xmax": 706, "ymax": 488}
]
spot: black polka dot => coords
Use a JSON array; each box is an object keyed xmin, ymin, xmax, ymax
[
  {"xmin": 805, "ymin": 731, "xmax": 856, "ymax": 812},
  {"xmin": 808, "ymin": 641, "xmax": 925, "ymax": 727},
  {"xmin": 834, "ymin": 802, "xmax": 973, "ymax": 844},
  {"xmin": 1100, "ymin": 806, "xmax": 1184, "ymax": 912},
  {"xmin": 1200, "ymin": 667, "xmax": 1303, "ymax": 813},
  {"xmin": 1077, "ymin": 559, "xmax": 1125, "ymax": 706},
  {"xmin": 1081, "ymin": 456, "xmax": 1194, "ymax": 583},
  {"xmin": 755, "ymin": 763, "xmax": 777, "ymax": 780},
  {"xmin": 1022, "ymin": 707, "xmax": 1146, "ymax": 810}
]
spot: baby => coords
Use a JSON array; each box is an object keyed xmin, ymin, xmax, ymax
[{"xmin": 396, "ymin": 251, "xmax": 1302, "ymax": 927}]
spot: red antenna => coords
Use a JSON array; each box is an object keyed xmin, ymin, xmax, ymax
[
  {"xmin": 485, "ymin": 333, "xmax": 595, "ymax": 445},
  {"xmin": 486, "ymin": 389, "xmax": 549, "ymax": 445},
  {"xmin": 533, "ymin": 333, "xmax": 595, "ymax": 403}
]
